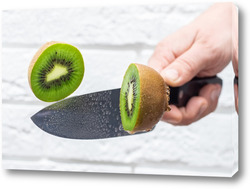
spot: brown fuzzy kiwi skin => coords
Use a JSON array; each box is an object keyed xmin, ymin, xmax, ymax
[
  {"xmin": 130, "ymin": 63, "xmax": 170, "ymax": 134},
  {"xmin": 28, "ymin": 41, "xmax": 62, "ymax": 88}
]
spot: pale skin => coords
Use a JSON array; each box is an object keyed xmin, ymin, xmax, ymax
[{"xmin": 148, "ymin": 3, "xmax": 238, "ymax": 125}]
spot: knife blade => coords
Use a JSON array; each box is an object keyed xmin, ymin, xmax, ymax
[{"xmin": 31, "ymin": 76, "xmax": 222, "ymax": 140}]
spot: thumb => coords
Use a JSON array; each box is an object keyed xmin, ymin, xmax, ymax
[{"xmin": 160, "ymin": 43, "xmax": 208, "ymax": 86}]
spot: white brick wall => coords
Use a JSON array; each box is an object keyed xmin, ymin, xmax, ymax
[{"xmin": 2, "ymin": 3, "xmax": 238, "ymax": 177}]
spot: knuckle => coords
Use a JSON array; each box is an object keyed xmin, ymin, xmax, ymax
[
  {"xmin": 197, "ymin": 35, "xmax": 220, "ymax": 60},
  {"xmin": 177, "ymin": 57, "xmax": 196, "ymax": 74}
]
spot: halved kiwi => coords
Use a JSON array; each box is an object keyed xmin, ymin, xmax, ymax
[
  {"xmin": 120, "ymin": 63, "xmax": 170, "ymax": 134},
  {"xmin": 28, "ymin": 41, "xmax": 84, "ymax": 102}
]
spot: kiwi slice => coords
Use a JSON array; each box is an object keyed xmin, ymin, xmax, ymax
[
  {"xmin": 28, "ymin": 41, "xmax": 84, "ymax": 102},
  {"xmin": 120, "ymin": 63, "xmax": 171, "ymax": 134}
]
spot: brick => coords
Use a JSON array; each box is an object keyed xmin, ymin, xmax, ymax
[
  {"xmin": 133, "ymin": 163, "xmax": 236, "ymax": 177},
  {"xmin": 3, "ymin": 159, "xmax": 132, "ymax": 173},
  {"xmin": 176, "ymin": 3, "xmax": 213, "ymax": 13},
  {"xmin": 2, "ymin": 4, "xmax": 211, "ymax": 46},
  {"xmin": 2, "ymin": 104, "xmax": 45, "ymax": 158},
  {"xmin": 42, "ymin": 129, "xmax": 149, "ymax": 163}
]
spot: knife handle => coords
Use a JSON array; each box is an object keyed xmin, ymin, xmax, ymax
[
  {"xmin": 169, "ymin": 76, "xmax": 223, "ymax": 107},
  {"xmin": 234, "ymin": 76, "xmax": 238, "ymax": 85}
]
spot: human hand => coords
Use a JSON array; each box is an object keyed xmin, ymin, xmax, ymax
[
  {"xmin": 232, "ymin": 6, "xmax": 238, "ymax": 113},
  {"xmin": 148, "ymin": 3, "xmax": 237, "ymax": 125}
]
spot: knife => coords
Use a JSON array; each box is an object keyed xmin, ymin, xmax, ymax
[{"xmin": 31, "ymin": 76, "xmax": 222, "ymax": 140}]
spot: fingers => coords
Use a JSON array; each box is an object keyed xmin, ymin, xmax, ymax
[
  {"xmin": 232, "ymin": 5, "xmax": 238, "ymax": 114},
  {"xmin": 148, "ymin": 50, "xmax": 171, "ymax": 73},
  {"xmin": 160, "ymin": 43, "xmax": 210, "ymax": 87},
  {"xmin": 148, "ymin": 25, "xmax": 197, "ymax": 73},
  {"xmin": 161, "ymin": 84, "xmax": 221, "ymax": 125},
  {"xmin": 232, "ymin": 3, "xmax": 238, "ymax": 76},
  {"xmin": 161, "ymin": 105, "xmax": 182, "ymax": 124}
]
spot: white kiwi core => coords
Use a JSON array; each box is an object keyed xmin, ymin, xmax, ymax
[
  {"xmin": 46, "ymin": 64, "xmax": 68, "ymax": 82},
  {"xmin": 127, "ymin": 82, "xmax": 134, "ymax": 112}
]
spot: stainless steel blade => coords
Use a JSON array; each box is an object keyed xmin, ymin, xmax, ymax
[{"xmin": 31, "ymin": 88, "xmax": 150, "ymax": 139}]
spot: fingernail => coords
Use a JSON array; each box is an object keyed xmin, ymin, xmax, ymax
[
  {"xmin": 199, "ymin": 104, "xmax": 207, "ymax": 117},
  {"xmin": 211, "ymin": 87, "xmax": 221, "ymax": 101},
  {"xmin": 163, "ymin": 69, "xmax": 179, "ymax": 81}
]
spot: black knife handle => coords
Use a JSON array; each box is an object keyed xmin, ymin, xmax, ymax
[
  {"xmin": 234, "ymin": 76, "xmax": 238, "ymax": 85},
  {"xmin": 169, "ymin": 76, "xmax": 223, "ymax": 107}
]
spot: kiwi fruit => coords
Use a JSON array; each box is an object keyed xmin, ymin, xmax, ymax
[
  {"xmin": 120, "ymin": 63, "xmax": 171, "ymax": 134},
  {"xmin": 28, "ymin": 41, "xmax": 84, "ymax": 102}
]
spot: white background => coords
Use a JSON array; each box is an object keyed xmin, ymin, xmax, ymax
[{"xmin": 0, "ymin": 0, "xmax": 248, "ymax": 188}]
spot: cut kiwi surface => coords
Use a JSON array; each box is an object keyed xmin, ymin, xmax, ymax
[
  {"xmin": 28, "ymin": 42, "xmax": 84, "ymax": 102},
  {"xmin": 120, "ymin": 63, "xmax": 170, "ymax": 134}
]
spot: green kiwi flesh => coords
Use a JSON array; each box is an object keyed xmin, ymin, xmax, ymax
[
  {"xmin": 120, "ymin": 63, "xmax": 170, "ymax": 134},
  {"xmin": 28, "ymin": 42, "xmax": 84, "ymax": 102},
  {"xmin": 120, "ymin": 64, "xmax": 141, "ymax": 132}
]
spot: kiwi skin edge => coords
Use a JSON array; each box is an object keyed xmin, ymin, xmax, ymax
[
  {"xmin": 122, "ymin": 63, "xmax": 171, "ymax": 134},
  {"xmin": 28, "ymin": 41, "xmax": 59, "ymax": 87}
]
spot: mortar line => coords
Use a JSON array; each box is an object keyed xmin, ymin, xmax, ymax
[
  {"xmin": 3, "ymin": 155, "xmax": 133, "ymax": 168},
  {"xmin": 2, "ymin": 43, "xmax": 156, "ymax": 51},
  {"xmin": 2, "ymin": 100, "xmax": 48, "ymax": 106}
]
